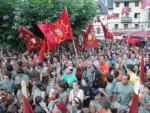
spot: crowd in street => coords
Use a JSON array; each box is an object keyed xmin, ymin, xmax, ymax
[{"xmin": 0, "ymin": 39, "xmax": 150, "ymax": 113}]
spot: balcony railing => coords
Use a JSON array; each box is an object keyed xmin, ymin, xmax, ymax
[
  {"xmin": 111, "ymin": 28, "xmax": 144, "ymax": 34},
  {"xmin": 121, "ymin": 16, "xmax": 132, "ymax": 23}
]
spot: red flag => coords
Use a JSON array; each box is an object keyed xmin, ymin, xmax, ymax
[
  {"xmin": 97, "ymin": 18, "xmax": 113, "ymax": 39},
  {"xmin": 128, "ymin": 93, "xmax": 139, "ymax": 113},
  {"xmin": 140, "ymin": 52, "xmax": 145, "ymax": 83},
  {"xmin": 121, "ymin": 7, "xmax": 129, "ymax": 15},
  {"xmin": 37, "ymin": 37, "xmax": 48, "ymax": 60},
  {"xmin": 37, "ymin": 7, "xmax": 73, "ymax": 47},
  {"xmin": 127, "ymin": 34, "xmax": 136, "ymax": 45},
  {"xmin": 19, "ymin": 26, "xmax": 42, "ymax": 51},
  {"xmin": 21, "ymin": 95, "xmax": 34, "ymax": 113},
  {"xmin": 82, "ymin": 24, "xmax": 98, "ymax": 48},
  {"xmin": 141, "ymin": 0, "xmax": 150, "ymax": 9}
]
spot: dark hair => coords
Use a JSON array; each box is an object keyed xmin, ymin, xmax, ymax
[
  {"xmin": 16, "ymin": 67, "xmax": 24, "ymax": 74},
  {"xmin": 36, "ymin": 81, "xmax": 46, "ymax": 91},
  {"xmin": 73, "ymin": 97, "xmax": 82, "ymax": 110},
  {"xmin": 6, "ymin": 64, "xmax": 13, "ymax": 72},
  {"xmin": 107, "ymin": 74, "xmax": 114, "ymax": 83},
  {"xmin": 101, "ymin": 97, "xmax": 111, "ymax": 110},
  {"xmin": 37, "ymin": 61, "xmax": 43, "ymax": 67},
  {"xmin": 58, "ymin": 80, "xmax": 68, "ymax": 91},
  {"xmin": 74, "ymin": 81, "xmax": 80, "ymax": 86},
  {"xmin": 144, "ymin": 82, "xmax": 150, "ymax": 90},
  {"xmin": 123, "ymin": 74, "xmax": 130, "ymax": 80},
  {"xmin": 127, "ymin": 64, "xmax": 134, "ymax": 72},
  {"xmin": 82, "ymin": 77, "xmax": 89, "ymax": 83},
  {"xmin": 35, "ymin": 96, "xmax": 43, "ymax": 106},
  {"xmin": 114, "ymin": 70, "xmax": 119, "ymax": 78},
  {"xmin": 17, "ymin": 60, "xmax": 23, "ymax": 67}
]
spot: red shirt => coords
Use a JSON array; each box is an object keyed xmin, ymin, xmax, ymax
[{"xmin": 97, "ymin": 63, "xmax": 109, "ymax": 81}]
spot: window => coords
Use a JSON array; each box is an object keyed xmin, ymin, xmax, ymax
[
  {"xmin": 124, "ymin": 24, "xmax": 128, "ymax": 29},
  {"xmin": 128, "ymin": 8, "xmax": 131, "ymax": 12},
  {"xmin": 114, "ymin": 13, "xmax": 119, "ymax": 19},
  {"xmin": 115, "ymin": 2, "xmax": 120, "ymax": 7},
  {"xmin": 135, "ymin": 1, "xmax": 139, "ymax": 6},
  {"xmin": 134, "ymin": 13, "xmax": 140, "ymax": 19},
  {"xmin": 124, "ymin": 2, "xmax": 129, "ymax": 7},
  {"xmin": 96, "ymin": 27, "xmax": 101, "ymax": 34},
  {"xmin": 114, "ymin": 24, "xmax": 118, "ymax": 29},
  {"xmin": 135, "ymin": 24, "xmax": 139, "ymax": 28}
]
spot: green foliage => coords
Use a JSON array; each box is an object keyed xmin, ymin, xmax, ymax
[{"xmin": 0, "ymin": 0, "xmax": 97, "ymax": 50}]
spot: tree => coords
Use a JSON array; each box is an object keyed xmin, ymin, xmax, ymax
[
  {"xmin": 0, "ymin": 0, "xmax": 17, "ymax": 49},
  {"xmin": 0, "ymin": 0, "xmax": 97, "ymax": 50}
]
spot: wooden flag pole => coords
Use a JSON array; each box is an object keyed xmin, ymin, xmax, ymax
[{"xmin": 72, "ymin": 37, "xmax": 78, "ymax": 59}]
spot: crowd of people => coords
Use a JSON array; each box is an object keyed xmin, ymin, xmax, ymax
[{"xmin": 0, "ymin": 39, "xmax": 150, "ymax": 113}]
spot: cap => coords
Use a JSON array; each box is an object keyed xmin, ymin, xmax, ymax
[{"xmin": 56, "ymin": 101, "xmax": 67, "ymax": 113}]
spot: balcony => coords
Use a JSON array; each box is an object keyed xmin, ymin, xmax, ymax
[
  {"xmin": 114, "ymin": 0, "xmax": 140, "ymax": 2},
  {"xmin": 121, "ymin": 16, "xmax": 132, "ymax": 23},
  {"xmin": 111, "ymin": 28, "xmax": 144, "ymax": 34}
]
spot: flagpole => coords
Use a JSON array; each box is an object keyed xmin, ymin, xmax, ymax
[{"xmin": 72, "ymin": 37, "xmax": 78, "ymax": 59}]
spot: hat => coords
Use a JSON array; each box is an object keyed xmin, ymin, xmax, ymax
[{"xmin": 56, "ymin": 101, "xmax": 67, "ymax": 113}]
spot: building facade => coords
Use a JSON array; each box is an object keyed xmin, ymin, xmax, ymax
[{"xmin": 94, "ymin": 0, "xmax": 150, "ymax": 39}]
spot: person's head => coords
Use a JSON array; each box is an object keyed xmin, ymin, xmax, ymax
[
  {"xmin": 81, "ymin": 77, "xmax": 89, "ymax": 86},
  {"xmin": 134, "ymin": 64, "xmax": 139, "ymax": 72},
  {"xmin": 117, "ymin": 56, "xmax": 122, "ymax": 64},
  {"xmin": 49, "ymin": 88, "xmax": 58, "ymax": 99},
  {"xmin": 73, "ymin": 81, "xmax": 80, "ymax": 91},
  {"xmin": 49, "ymin": 78, "xmax": 56, "ymax": 86},
  {"xmin": 58, "ymin": 80, "xmax": 68, "ymax": 92},
  {"xmin": 41, "ymin": 91, "xmax": 46, "ymax": 100},
  {"xmin": 131, "ymin": 53, "xmax": 135, "ymax": 59},
  {"xmin": 90, "ymin": 55, "xmax": 95, "ymax": 61},
  {"xmin": 112, "ymin": 53, "xmax": 117, "ymax": 59},
  {"xmin": 65, "ymin": 66, "xmax": 73, "ymax": 74},
  {"xmin": 72, "ymin": 97, "xmax": 82, "ymax": 110},
  {"xmin": 101, "ymin": 97, "xmax": 111, "ymax": 110},
  {"xmin": 52, "ymin": 101, "xmax": 68, "ymax": 113},
  {"xmin": 6, "ymin": 64, "xmax": 13, "ymax": 72},
  {"xmin": 121, "ymin": 74, "xmax": 130, "ymax": 85},
  {"xmin": 123, "ymin": 54, "xmax": 127, "ymax": 60},
  {"xmin": 17, "ymin": 60, "xmax": 23, "ymax": 67},
  {"xmin": 8, "ymin": 95, "xmax": 17, "ymax": 105},
  {"xmin": 86, "ymin": 61, "xmax": 92, "ymax": 69},
  {"xmin": 16, "ymin": 67, "xmax": 24, "ymax": 75},
  {"xmin": 115, "ymin": 63, "xmax": 120, "ymax": 70},
  {"xmin": 143, "ymin": 82, "xmax": 150, "ymax": 94},
  {"xmin": 37, "ymin": 61, "xmax": 43, "ymax": 67},
  {"xmin": 114, "ymin": 70, "xmax": 122, "ymax": 81},
  {"xmin": 3, "ymin": 71, "xmax": 11, "ymax": 80},
  {"xmin": 43, "ymin": 61, "xmax": 47, "ymax": 67},
  {"xmin": 99, "ymin": 55, "xmax": 105, "ymax": 64},
  {"xmin": 35, "ymin": 96, "xmax": 43, "ymax": 106},
  {"xmin": 126, "ymin": 64, "xmax": 134, "ymax": 73},
  {"xmin": 107, "ymin": 74, "xmax": 114, "ymax": 83}
]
